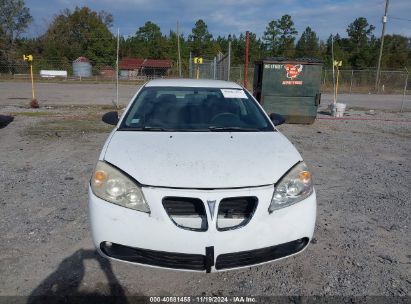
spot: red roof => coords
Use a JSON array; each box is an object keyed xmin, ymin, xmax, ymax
[
  {"xmin": 100, "ymin": 65, "xmax": 114, "ymax": 71},
  {"xmin": 142, "ymin": 59, "xmax": 172, "ymax": 68},
  {"xmin": 73, "ymin": 56, "xmax": 90, "ymax": 63},
  {"xmin": 119, "ymin": 58, "xmax": 144, "ymax": 70},
  {"xmin": 119, "ymin": 58, "xmax": 172, "ymax": 70}
]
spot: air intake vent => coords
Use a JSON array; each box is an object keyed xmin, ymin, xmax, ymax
[
  {"xmin": 100, "ymin": 242, "xmax": 207, "ymax": 271},
  {"xmin": 217, "ymin": 196, "xmax": 257, "ymax": 231},
  {"xmin": 163, "ymin": 197, "xmax": 207, "ymax": 231},
  {"xmin": 215, "ymin": 238, "xmax": 309, "ymax": 270}
]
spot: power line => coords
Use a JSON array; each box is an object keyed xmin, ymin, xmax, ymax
[{"xmin": 388, "ymin": 16, "xmax": 411, "ymax": 22}]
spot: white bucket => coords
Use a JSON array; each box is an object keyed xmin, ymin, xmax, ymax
[{"xmin": 331, "ymin": 103, "xmax": 346, "ymax": 117}]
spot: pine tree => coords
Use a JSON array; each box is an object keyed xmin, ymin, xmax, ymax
[
  {"xmin": 346, "ymin": 17, "xmax": 376, "ymax": 68},
  {"xmin": 295, "ymin": 27, "xmax": 319, "ymax": 58},
  {"xmin": 188, "ymin": 19, "xmax": 213, "ymax": 57},
  {"xmin": 263, "ymin": 15, "xmax": 297, "ymax": 57}
]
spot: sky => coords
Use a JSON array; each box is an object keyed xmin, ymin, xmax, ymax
[{"xmin": 24, "ymin": 0, "xmax": 411, "ymax": 40}]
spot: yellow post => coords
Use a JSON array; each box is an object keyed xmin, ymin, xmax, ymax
[
  {"xmin": 23, "ymin": 54, "xmax": 35, "ymax": 100},
  {"xmin": 194, "ymin": 57, "xmax": 202, "ymax": 79}
]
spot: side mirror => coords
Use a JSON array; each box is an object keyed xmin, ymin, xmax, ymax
[
  {"xmin": 270, "ymin": 113, "xmax": 285, "ymax": 126},
  {"xmin": 102, "ymin": 111, "xmax": 119, "ymax": 125}
]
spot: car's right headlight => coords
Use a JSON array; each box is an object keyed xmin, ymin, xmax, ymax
[
  {"xmin": 269, "ymin": 162, "xmax": 313, "ymax": 212},
  {"xmin": 90, "ymin": 161, "xmax": 150, "ymax": 213}
]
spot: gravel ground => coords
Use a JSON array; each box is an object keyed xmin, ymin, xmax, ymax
[{"xmin": 0, "ymin": 102, "xmax": 410, "ymax": 302}]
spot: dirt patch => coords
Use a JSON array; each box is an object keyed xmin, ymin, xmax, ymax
[{"xmin": 23, "ymin": 116, "xmax": 112, "ymax": 139}]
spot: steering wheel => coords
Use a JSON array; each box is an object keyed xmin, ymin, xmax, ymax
[{"xmin": 210, "ymin": 112, "xmax": 240, "ymax": 126}]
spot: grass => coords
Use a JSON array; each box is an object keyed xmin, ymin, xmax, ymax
[
  {"xmin": 10, "ymin": 111, "xmax": 52, "ymax": 117},
  {"xmin": 43, "ymin": 104, "xmax": 122, "ymax": 111},
  {"xmin": 345, "ymin": 106, "xmax": 411, "ymax": 113},
  {"xmin": 0, "ymin": 76, "xmax": 145, "ymax": 85},
  {"xmin": 23, "ymin": 116, "xmax": 113, "ymax": 139},
  {"xmin": 9, "ymin": 104, "xmax": 122, "ymax": 118}
]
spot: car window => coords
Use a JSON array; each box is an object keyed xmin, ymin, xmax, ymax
[{"xmin": 120, "ymin": 86, "xmax": 274, "ymax": 132}]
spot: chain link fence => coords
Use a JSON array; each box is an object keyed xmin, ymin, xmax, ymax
[
  {"xmin": 1, "ymin": 60, "xmax": 409, "ymax": 97},
  {"xmin": 229, "ymin": 66, "xmax": 254, "ymax": 90},
  {"xmin": 0, "ymin": 60, "xmax": 173, "ymax": 83},
  {"xmin": 322, "ymin": 69, "xmax": 409, "ymax": 94},
  {"xmin": 188, "ymin": 52, "xmax": 231, "ymax": 81},
  {"xmin": 229, "ymin": 67, "xmax": 409, "ymax": 95}
]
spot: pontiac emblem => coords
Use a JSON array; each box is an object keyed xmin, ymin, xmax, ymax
[{"xmin": 207, "ymin": 200, "xmax": 216, "ymax": 219}]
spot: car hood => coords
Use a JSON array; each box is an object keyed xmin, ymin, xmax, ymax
[{"xmin": 103, "ymin": 131, "xmax": 302, "ymax": 188}]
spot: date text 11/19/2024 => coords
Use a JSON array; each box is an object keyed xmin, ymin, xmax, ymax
[{"xmin": 149, "ymin": 296, "xmax": 257, "ymax": 303}]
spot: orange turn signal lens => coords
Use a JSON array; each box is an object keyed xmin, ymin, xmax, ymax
[
  {"xmin": 94, "ymin": 170, "xmax": 107, "ymax": 186},
  {"xmin": 298, "ymin": 171, "xmax": 311, "ymax": 183}
]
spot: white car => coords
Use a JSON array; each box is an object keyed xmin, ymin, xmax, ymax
[{"xmin": 89, "ymin": 79, "xmax": 316, "ymax": 272}]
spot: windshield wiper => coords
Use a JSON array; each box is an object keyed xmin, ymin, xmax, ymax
[
  {"xmin": 208, "ymin": 126, "xmax": 260, "ymax": 132},
  {"xmin": 141, "ymin": 126, "xmax": 168, "ymax": 131},
  {"xmin": 119, "ymin": 126, "xmax": 260, "ymax": 132},
  {"xmin": 118, "ymin": 126, "xmax": 169, "ymax": 131}
]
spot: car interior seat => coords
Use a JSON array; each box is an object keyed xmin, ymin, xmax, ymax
[{"xmin": 147, "ymin": 94, "xmax": 179, "ymax": 126}]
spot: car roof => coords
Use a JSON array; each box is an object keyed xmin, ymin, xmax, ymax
[{"xmin": 145, "ymin": 78, "xmax": 243, "ymax": 89}]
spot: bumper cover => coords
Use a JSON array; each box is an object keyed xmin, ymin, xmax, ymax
[
  {"xmin": 100, "ymin": 237, "xmax": 309, "ymax": 272},
  {"xmin": 89, "ymin": 185, "xmax": 316, "ymax": 272}
]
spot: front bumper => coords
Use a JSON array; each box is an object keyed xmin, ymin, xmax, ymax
[{"xmin": 89, "ymin": 185, "xmax": 316, "ymax": 272}]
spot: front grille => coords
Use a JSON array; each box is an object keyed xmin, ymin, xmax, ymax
[
  {"xmin": 215, "ymin": 238, "xmax": 309, "ymax": 270},
  {"xmin": 162, "ymin": 197, "xmax": 207, "ymax": 231},
  {"xmin": 217, "ymin": 196, "xmax": 258, "ymax": 231},
  {"xmin": 100, "ymin": 242, "xmax": 206, "ymax": 271}
]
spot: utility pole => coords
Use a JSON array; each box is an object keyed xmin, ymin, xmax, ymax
[
  {"xmin": 331, "ymin": 35, "xmax": 336, "ymax": 104},
  {"xmin": 177, "ymin": 21, "xmax": 182, "ymax": 77},
  {"xmin": 116, "ymin": 28, "xmax": 120, "ymax": 108},
  {"xmin": 401, "ymin": 67, "xmax": 408, "ymax": 113},
  {"xmin": 375, "ymin": 0, "xmax": 389, "ymax": 92},
  {"xmin": 227, "ymin": 40, "xmax": 232, "ymax": 81},
  {"xmin": 189, "ymin": 52, "xmax": 192, "ymax": 78},
  {"xmin": 244, "ymin": 31, "xmax": 250, "ymax": 88}
]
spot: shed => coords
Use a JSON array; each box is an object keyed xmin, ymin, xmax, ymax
[
  {"xmin": 119, "ymin": 58, "xmax": 172, "ymax": 79},
  {"xmin": 73, "ymin": 57, "xmax": 92, "ymax": 77},
  {"xmin": 100, "ymin": 66, "xmax": 115, "ymax": 78},
  {"xmin": 119, "ymin": 58, "xmax": 144, "ymax": 79},
  {"xmin": 141, "ymin": 59, "xmax": 172, "ymax": 77}
]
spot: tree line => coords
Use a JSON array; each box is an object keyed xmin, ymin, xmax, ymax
[{"xmin": 1, "ymin": 1, "xmax": 410, "ymax": 75}]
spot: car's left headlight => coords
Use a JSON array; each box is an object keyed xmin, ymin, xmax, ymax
[
  {"xmin": 269, "ymin": 162, "xmax": 313, "ymax": 212},
  {"xmin": 90, "ymin": 161, "xmax": 150, "ymax": 213}
]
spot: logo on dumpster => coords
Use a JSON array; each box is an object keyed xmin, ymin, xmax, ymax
[
  {"xmin": 283, "ymin": 64, "xmax": 303, "ymax": 85},
  {"xmin": 284, "ymin": 64, "xmax": 303, "ymax": 79}
]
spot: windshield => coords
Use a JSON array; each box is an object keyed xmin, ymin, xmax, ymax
[{"xmin": 119, "ymin": 86, "xmax": 274, "ymax": 132}]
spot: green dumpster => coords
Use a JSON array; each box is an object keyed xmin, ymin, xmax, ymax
[{"xmin": 253, "ymin": 58, "xmax": 323, "ymax": 124}]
